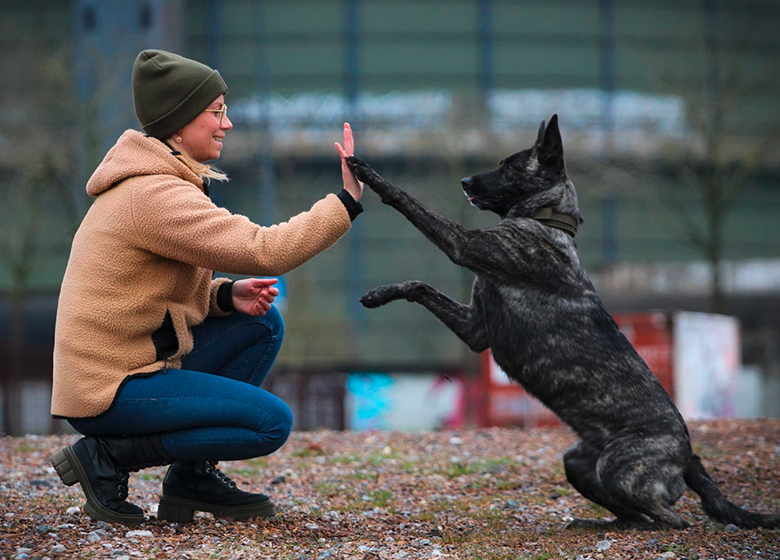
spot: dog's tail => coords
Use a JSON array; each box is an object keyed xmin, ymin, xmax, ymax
[{"xmin": 684, "ymin": 454, "xmax": 780, "ymax": 528}]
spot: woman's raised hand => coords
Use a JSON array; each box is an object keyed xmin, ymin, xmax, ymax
[{"xmin": 334, "ymin": 122, "xmax": 363, "ymax": 202}]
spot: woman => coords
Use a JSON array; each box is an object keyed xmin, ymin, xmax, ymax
[{"xmin": 50, "ymin": 49, "xmax": 363, "ymax": 525}]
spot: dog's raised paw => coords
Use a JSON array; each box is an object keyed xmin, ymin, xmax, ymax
[
  {"xmin": 346, "ymin": 156, "xmax": 383, "ymax": 185},
  {"xmin": 360, "ymin": 285, "xmax": 399, "ymax": 308},
  {"xmin": 360, "ymin": 291, "xmax": 384, "ymax": 308},
  {"xmin": 346, "ymin": 156, "xmax": 370, "ymax": 177}
]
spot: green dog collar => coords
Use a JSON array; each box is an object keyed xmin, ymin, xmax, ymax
[{"xmin": 533, "ymin": 207, "xmax": 578, "ymax": 238}]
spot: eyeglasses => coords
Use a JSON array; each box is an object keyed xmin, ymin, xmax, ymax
[{"xmin": 204, "ymin": 104, "xmax": 228, "ymax": 126}]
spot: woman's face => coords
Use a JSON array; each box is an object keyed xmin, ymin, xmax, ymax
[{"xmin": 177, "ymin": 95, "xmax": 232, "ymax": 162}]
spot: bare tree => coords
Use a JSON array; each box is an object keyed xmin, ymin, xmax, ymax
[{"xmin": 650, "ymin": 45, "xmax": 780, "ymax": 314}]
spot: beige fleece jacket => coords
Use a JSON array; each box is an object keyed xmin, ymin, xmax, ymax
[{"xmin": 52, "ymin": 130, "xmax": 352, "ymax": 418}]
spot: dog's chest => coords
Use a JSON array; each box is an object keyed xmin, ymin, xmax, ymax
[{"xmin": 474, "ymin": 279, "xmax": 553, "ymax": 338}]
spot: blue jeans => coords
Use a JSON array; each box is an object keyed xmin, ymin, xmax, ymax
[{"xmin": 68, "ymin": 307, "xmax": 292, "ymax": 462}]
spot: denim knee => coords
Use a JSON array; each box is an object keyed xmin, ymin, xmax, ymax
[
  {"xmin": 243, "ymin": 305, "xmax": 284, "ymax": 344},
  {"xmin": 262, "ymin": 399, "xmax": 293, "ymax": 455},
  {"xmin": 262, "ymin": 305, "xmax": 285, "ymax": 342}
]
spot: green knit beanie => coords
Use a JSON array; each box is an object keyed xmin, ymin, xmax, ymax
[{"xmin": 132, "ymin": 49, "xmax": 228, "ymax": 140}]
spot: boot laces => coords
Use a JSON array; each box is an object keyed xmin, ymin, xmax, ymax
[{"xmin": 205, "ymin": 462, "xmax": 237, "ymax": 490}]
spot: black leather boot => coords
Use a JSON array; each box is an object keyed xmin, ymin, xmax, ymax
[
  {"xmin": 157, "ymin": 461, "xmax": 275, "ymax": 522},
  {"xmin": 51, "ymin": 435, "xmax": 171, "ymax": 525}
]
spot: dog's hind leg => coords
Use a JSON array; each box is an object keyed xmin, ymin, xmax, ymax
[
  {"xmin": 361, "ymin": 281, "xmax": 489, "ymax": 353},
  {"xmin": 564, "ymin": 441, "xmax": 653, "ymax": 530},
  {"xmin": 596, "ymin": 434, "xmax": 690, "ymax": 530}
]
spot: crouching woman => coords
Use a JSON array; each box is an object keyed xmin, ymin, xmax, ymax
[{"xmin": 50, "ymin": 49, "xmax": 363, "ymax": 525}]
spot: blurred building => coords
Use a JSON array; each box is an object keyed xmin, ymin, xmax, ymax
[{"xmin": 1, "ymin": 0, "xmax": 779, "ymax": 433}]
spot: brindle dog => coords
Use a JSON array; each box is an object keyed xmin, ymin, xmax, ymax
[{"xmin": 346, "ymin": 115, "xmax": 779, "ymax": 530}]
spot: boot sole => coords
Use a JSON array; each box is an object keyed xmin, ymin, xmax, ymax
[
  {"xmin": 157, "ymin": 495, "xmax": 275, "ymax": 522},
  {"xmin": 50, "ymin": 447, "xmax": 145, "ymax": 526}
]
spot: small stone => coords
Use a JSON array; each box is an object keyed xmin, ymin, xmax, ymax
[
  {"xmin": 549, "ymin": 492, "xmax": 562, "ymax": 500},
  {"xmin": 271, "ymin": 475, "xmax": 286, "ymax": 485},
  {"xmin": 35, "ymin": 525, "xmax": 50, "ymax": 533},
  {"xmin": 449, "ymin": 437, "xmax": 463, "ymax": 445},
  {"xmin": 65, "ymin": 507, "xmax": 80, "ymax": 516},
  {"xmin": 596, "ymin": 540, "xmax": 611, "ymax": 552},
  {"xmin": 358, "ymin": 545, "xmax": 369, "ymax": 552},
  {"xmin": 87, "ymin": 531, "xmax": 103, "ymax": 543},
  {"xmin": 393, "ymin": 553, "xmax": 409, "ymax": 560},
  {"xmin": 50, "ymin": 544, "xmax": 67, "ymax": 555},
  {"xmin": 504, "ymin": 499, "xmax": 521, "ymax": 510},
  {"xmin": 125, "ymin": 530, "xmax": 153, "ymax": 538},
  {"xmin": 659, "ymin": 552, "xmax": 676, "ymax": 559},
  {"xmin": 305, "ymin": 523, "xmax": 320, "ymax": 531},
  {"xmin": 724, "ymin": 523, "xmax": 738, "ymax": 533},
  {"xmin": 317, "ymin": 550, "xmax": 332, "ymax": 559}
]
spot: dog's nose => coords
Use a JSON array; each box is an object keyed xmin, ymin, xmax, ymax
[{"xmin": 461, "ymin": 177, "xmax": 472, "ymax": 188}]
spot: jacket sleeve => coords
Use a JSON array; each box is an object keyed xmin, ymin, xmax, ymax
[
  {"xmin": 129, "ymin": 176, "xmax": 352, "ymax": 277},
  {"xmin": 209, "ymin": 277, "xmax": 234, "ymax": 317}
]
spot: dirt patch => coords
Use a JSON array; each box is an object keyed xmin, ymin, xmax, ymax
[{"xmin": 2, "ymin": 419, "xmax": 779, "ymax": 559}]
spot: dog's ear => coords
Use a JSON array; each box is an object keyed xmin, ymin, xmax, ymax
[
  {"xmin": 536, "ymin": 120, "xmax": 546, "ymax": 147},
  {"xmin": 538, "ymin": 114, "xmax": 564, "ymax": 173}
]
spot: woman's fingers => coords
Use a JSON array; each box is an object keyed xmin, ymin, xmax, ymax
[{"xmin": 344, "ymin": 122, "xmax": 354, "ymax": 155}]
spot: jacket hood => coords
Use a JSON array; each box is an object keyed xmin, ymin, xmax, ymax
[{"xmin": 86, "ymin": 130, "xmax": 203, "ymax": 196}]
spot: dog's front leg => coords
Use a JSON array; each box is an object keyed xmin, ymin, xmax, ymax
[
  {"xmin": 347, "ymin": 157, "xmax": 478, "ymax": 272},
  {"xmin": 361, "ymin": 281, "xmax": 489, "ymax": 353}
]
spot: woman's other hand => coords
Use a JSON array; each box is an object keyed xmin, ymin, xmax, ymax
[
  {"xmin": 334, "ymin": 122, "xmax": 363, "ymax": 202},
  {"xmin": 232, "ymin": 278, "xmax": 279, "ymax": 316}
]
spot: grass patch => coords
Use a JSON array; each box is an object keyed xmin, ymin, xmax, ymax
[
  {"xmin": 313, "ymin": 481, "xmax": 352, "ymax": 499},
  {"xmin": 245, "ymin": 457, "xmax": 270, "ymax": 468},
  {"xmin": 349, "ymin": 470, "xmax": 379, "ymax": 482},
  {"xmin": 222, "ymin": 467, "xmax": 264, "ymax": 478},
  {"xmin": 16, "ymin": 442, "xmax": 42, "ymax": 453},
  {"xmin": 138, "ymin": 473, "xmax": 163, "ymax": 482}
]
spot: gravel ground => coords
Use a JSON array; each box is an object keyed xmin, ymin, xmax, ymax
[{"xmin": 1, "ymin": 419, "xmax": 779, "ymax": 559}]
